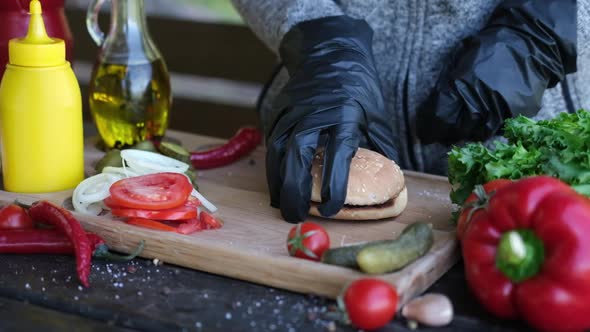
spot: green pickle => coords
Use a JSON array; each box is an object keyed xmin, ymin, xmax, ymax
[{"xmin": 88, "ymin": 59, "xmax": 171, "ymax": 149}]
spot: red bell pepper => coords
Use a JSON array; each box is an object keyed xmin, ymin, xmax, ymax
[{"xmin": 462, "ymin": 176, "xmax": 590, "ymax": 332}]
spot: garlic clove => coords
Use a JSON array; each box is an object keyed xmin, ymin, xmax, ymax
[{"xmin": 401, "ymin": 293, "xmax": 454, "ymax": 327}]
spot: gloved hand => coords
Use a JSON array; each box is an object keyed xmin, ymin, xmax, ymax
[
  {"xmin": 416, "ymin": 0, "xmax": 576, "ymax": 145},
  {"xmin": 265, "ymin": 15, "xmax": 398, "ymax": 223}
]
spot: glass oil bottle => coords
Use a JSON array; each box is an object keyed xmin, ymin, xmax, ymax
[{"xmin": 86, "ymin": 0, "xmax": 171, "ymax": 149}]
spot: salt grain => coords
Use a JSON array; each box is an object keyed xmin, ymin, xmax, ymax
[
  {"xmin": 25, "ymin": 283, "xmax": 31, "ymax": 290},
  {"xmin": 115, "ymin": 295, "xmax": 120, "ymax": 300},
  {"xmin": 137, "ymin": 291, "xmax": 143, "ymax": 296},
  {"xmin": 250, "ymin": 321, "xmax": 256, "ymax": 327},
  {"xmin": 225, "ymin": 312, "xmax": 232, "ymax": 320},
  {"xmin": 74, "ymin": 296, "xmax": 79, "ymax": 301},
  {"xmin": 327, "ymin": 321, "xmax": 336, "ymax": 332},
  {"xmin": 78, "ymin": 286, "xmax": 83, "ymax": 291},
  {"xmin": 195, "ymin": 322, "xmax": 202, "ymax": 328}
]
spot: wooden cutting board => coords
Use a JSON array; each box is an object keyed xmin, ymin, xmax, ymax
[{"xmin": 0, "ymin": 130, "xmax": 459, "ymax": 308}]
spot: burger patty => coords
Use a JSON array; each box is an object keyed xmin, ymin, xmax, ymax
[{"xmin": 310, "ymin": 195, "xmax": 398, "ymax": 210}]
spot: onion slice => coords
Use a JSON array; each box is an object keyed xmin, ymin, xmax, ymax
[
  {"xmin": 72, "ymin": 173, "xmax": 121, "ymax": 215},
  {"xmin": 191, "ymin": 188, "xmax": 217, "ymax": 213},
  {"xmin": 102, "ymin": 166, "xmax": 139, "ymax": 178},
  {"xmin": 121, "ymin": 149, "xmax": 189, "ymax": 174}
]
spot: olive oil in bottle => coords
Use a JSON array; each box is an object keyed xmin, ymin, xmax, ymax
[
  {"xmin": 88, "ymin": 58, "xmax": 171, "ymax": 148},
  {"xmin": 86, "ymin": 0, "xmax": 172, "ymax": 149}
]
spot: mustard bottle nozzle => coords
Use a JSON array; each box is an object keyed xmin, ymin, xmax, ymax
[
  {"xmin": 24, "ymin": 0, "xmax": 53, "ymax": 44},
  {"xmin": 7, "ymin": 0, "xmax": 66, "ymax": 67}
]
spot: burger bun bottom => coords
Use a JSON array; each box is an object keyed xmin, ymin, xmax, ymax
[{"xmin": 308, "ymin": 186, "xmax": 408, "ymax": 221}]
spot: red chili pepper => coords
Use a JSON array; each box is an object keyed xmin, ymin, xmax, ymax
[
  {"xmin": 0, "ymin": 228, "xmax": 143, "ymax": 262},
  {"xmin": 462, "ymin": 176, "xmax": 590, "ymax": 332},
  {"xmin": 28, "ymin": 201, "xmax": 93, "ymax": 288},
  {"xmin": 0, "ymin": 229, "xmax": 75, "ymax": 254},
  {"xmin": 190, "ymin": 127, "xmax": 262, "ymax": 169}
]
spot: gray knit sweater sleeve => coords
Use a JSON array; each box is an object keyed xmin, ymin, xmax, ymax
[
  {"xmin": 579, "ymin": 0, "xmax": 590, "ymax": 58},
  {"xmin": 230, "ymin": 0, "xmax": 343, "ymax": 53}
]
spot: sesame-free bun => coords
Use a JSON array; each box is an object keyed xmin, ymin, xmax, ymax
[{"xmin": 308, "ymin": 148, "xmax": 407, "ymax": 220}]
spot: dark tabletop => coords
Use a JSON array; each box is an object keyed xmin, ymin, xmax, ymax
[{"xmin": 0, "ymin": 253, "xmax": 534, "ymax": 332}]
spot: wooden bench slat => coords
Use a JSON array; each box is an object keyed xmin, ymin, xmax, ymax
[{"xmin": 65, "ymin": 8, "xmax": 278, "ymax": 83}]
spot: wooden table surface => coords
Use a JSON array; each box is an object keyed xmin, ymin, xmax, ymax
[{"xmin": 0, "ymin": 125, "xmax": 536, "ymax": 332}]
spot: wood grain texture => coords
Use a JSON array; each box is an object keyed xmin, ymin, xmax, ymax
[{"xmin": 0, "ymin": 130, "xmax": 459, "ymax": 308}]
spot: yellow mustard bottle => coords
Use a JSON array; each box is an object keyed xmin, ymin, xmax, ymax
[{"xmin": 0, "ymin": 0, "xmax": 84, "ymax": 193}]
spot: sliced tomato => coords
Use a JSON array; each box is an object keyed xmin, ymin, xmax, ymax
[
  {"xmin": 176, "ymin": 218, "xmax": 205, "ymax": 235},
  {"xmin": 103, "ymin": 196, "xmax": 119, "ymax": 209},
  {"xmin": 186, "ymin": 196, "xmax": 201, "ymax": 208},
  {"xmin": 125, "ymin": 217, "xmax": 176, "ymax": 232},
  {"xmin": 109, "ymin": 173, "xmax": 192, "ymax": 210},
  {"xmin": 105, "ymin": 195, "xmax": 200, "ymax": 209},
  {"xmin": 200, "ymin": 211, "xmax": 223, "ymax": 229},
  {"xmin": 111, "ymin": 204, "xmax": 197, "ymax": 220}
]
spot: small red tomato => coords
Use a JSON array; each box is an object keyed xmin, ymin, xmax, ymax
[
  {"xmin": 0, "ymin": 204, "xmax": 34, "ymax": 230},
  {"xmin": 286, "ymin": 222, "xmax": 330, "ymax": 261},
  {"xmin": 456, "ymin": 179, "xmax": 512, "ymax": 241},
  {"xmin": 342, "ymin": 278, "xmax": 398, "ymax": 330}
]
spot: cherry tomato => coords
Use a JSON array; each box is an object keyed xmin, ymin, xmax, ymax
[
  {"xmin": 286, "ymin": 222, "xmax": 330, "ymax": 261},
  {"xmin": 109, "ymin": 173, "xmax": 192, "ymax": 210},
  {"xmin": 342, "ymin": 278, "xmax": 398, "ymax": 330},
  {"xmin": 200, "ymin": 211, "xmax": 223, "ymax": 229},
  {"xmin": 0, "ymin": 204, "xmax": 34, "ymax": 230},
  {"xmin": 456, "ymin": 179, "xmax": 512, "ymax": 241}
]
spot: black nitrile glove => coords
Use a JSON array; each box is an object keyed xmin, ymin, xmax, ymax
[
  {"xmin": 265, "ymin": 15, "xmax": 398, "ymax": 223},
  {"xmin": 416, "ymin": 0, "xmax": 576, "ymax": 145}
]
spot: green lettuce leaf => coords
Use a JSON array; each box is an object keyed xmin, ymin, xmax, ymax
[{"xmin": 448, "ymin": 109, "xmax": 590, "ymax": 205}]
